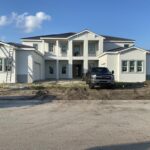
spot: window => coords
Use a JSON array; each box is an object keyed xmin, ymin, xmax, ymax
[
  {"xmin": 129, "ymin": 61, "xmax": 135, "ymax": 72},
  {"xmin": 124, "ymin": 44, "xmax": 129, "ymax": 48},
  {"xmin": 137, "ymin": 61, "xmax": 143, "ymax": 72},
  {"xmin": 0, "ymin": 58, "xmax": 2, "ymax": 71},
  {"xmin": 49, "ymin": 43, "xmax": 54, "ymax": 52},
  {"xmin": 88, "ymin": 43, "xmax": 95, "ymax": 54},
  {"xmin": 33, "ymin": 44, "xmax": 38, "ymax": 50},
  {"xmin": 74, "ymin": 45, "xmax": 80, "ymax": 56},
  {"xmin": 61, "ymin": 43, "xmax": 67, "ymax": 53},
  {"xmin": 122, "ymin": 61, "xmax": 128, "ymax": 72},
  {"xmin": 49, "ymin": 66, "xmax": 54, "ymax": 74},
  {"xmin": 5, "ymin": 58, "xmax": 12, "ymax": 71},
  {"xmin": 62, "ymin": 65, "xmax": 67, "ymax": 74}
]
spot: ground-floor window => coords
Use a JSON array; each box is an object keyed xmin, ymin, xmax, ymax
[
  {"xmin": 137, "ymin": 61, "xmax": 143, "ymax": 72},
  {"xmin": 0, "ymin": 58, "xmax": 2, "ymax": 71},
  {"xmin": 5, "ymin": 58, "xmax": 12, "ymax": 71},
  {"xmin": 62, "ymin": 65, "xmax": 67, "ymax": 74},
  {"xmin": 122, "ymin": 60, "xmax": 143, "ymax": 73},
  {"xmin": 129, "ymin": 61, "xmax": 135, "ymax": 72},
  {"xmin": 49, "ymin": 66, "xmax": 54, "ymax": 74},
  {"xmin": 122, "ymin": 61, "xmax": 128, "ymax": 72},
  {"xmin": 0, "ymin": 58, "xmax": 12, "ymax": 72}
]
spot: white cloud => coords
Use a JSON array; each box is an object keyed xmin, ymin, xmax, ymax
[
  {"xmin": 0, "ymin": 16, "xmax": 9, "ymax": 26},
  {"xmin": 0, "ymin": 12, "xmax": 51, "ymax": 33}
]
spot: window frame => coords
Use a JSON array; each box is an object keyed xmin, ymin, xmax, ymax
[
  {"xmin": 88, "ymin": 42, "xmax": 96, "ymax": 54},
  {"xmin": 49, "ymin": 66, "xmax": 54, "ymax": 74},
  {"xmin": 33, "ymin": 43, "xmax": 38, "ymax": 50},
  {"xmin": 122, "ymin": 60, "xmax": 128, "ymax": 72},
  {"xmin": 124, "ymin": 44, "xmax": 129, "ymax": 48},
  {"xmin": 49, "ymin": 43, "xmax": 55, "ymax": 52},
  {"xmin": 129, "ymin": 60, "xmax": 135, "ymax": 72},
  {"xmin": 73, "ymin": 45, "xmax": 81, "ymax": 56},
  {"xmin": 62, "ymin": 65, "xmax": 67, "ymax": 74},
  {"xmin": 137, "ymin": 60, "xmax": 143, "ymax": 72},
  {"xmin": 121, "ymin": 60, "xmax": 144, "ymax": 74},
  {"xmin": 0, "ymin": 58, "xmax": 3, "ymax": 72},
  {"xmin": 4, "ymin": 58, "xmax": 12, "ymax": 72},
  {"xmin": 61, "ymin": 43, "xmax": 67, "ymax": 54}
]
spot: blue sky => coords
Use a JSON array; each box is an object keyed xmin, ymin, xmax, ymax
[{"xmin": 0, "ymin": 0, "xmax": 150, "ymax": 49}]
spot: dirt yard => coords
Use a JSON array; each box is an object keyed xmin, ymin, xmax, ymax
[
  {"xmin": 0, "ymin": 80, "xmax": 150, "ymax": 100},
  {"xmin": 0, "ymin": 100, "xmax": 150, "ymax": 150}
]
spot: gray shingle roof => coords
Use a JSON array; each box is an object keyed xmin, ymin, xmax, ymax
[
  {"xmin": 22, "ymin": 32, "xmax": 135, "ymax": 42},
  {"xmin": 107, "ymin": 46, "xmax": 135, "ymax": 52},
  {"xmin": 21, "ymin": 32, "xmax": 76, "ymax": 40},
  {"xmin": 7, "ymin": 42, "xmax": 34, "ymax": 48},
  {"xmin": 102, "ymin": 35, "xmax": 135, "ymax": 41}
]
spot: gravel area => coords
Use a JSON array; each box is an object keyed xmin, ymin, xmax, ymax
[{"xmin": 0, "ymin": 100, "xmax": 150, "ymax": 150}]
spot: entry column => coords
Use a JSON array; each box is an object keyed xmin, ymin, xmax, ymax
[
  {"xmin": 56, "ymin": 60, "xmax": 59, "ymax": 80},
  {"xmin": 83, "ymin": 39, "xmax": 88, "ymax": 74}
]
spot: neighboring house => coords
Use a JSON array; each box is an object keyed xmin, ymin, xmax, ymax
[{"xmin": 0, "ymin": 29, "xmax": 149, "ymax": 83}]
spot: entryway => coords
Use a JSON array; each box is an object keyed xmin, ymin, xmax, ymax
[{"xmin": 73, "ymin": 60, "xmax": 83, "ymax": 78}]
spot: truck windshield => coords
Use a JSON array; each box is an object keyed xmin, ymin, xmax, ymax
[{"xmin": 91, "ymin": 68, "xmax": 110, "ymax": 74}]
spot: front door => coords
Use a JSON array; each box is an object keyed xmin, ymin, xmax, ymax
[{"xmin": 73, "ymin": 64, "xmax": 82, "ymax": 78}]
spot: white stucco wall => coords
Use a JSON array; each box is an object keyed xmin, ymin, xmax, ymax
[
  {"xmin": 99, "ymin": 48, "xmax": 146, "ymax": 82},
  {"xmin": 22, "ymin": 41, "xmax": 43, "ymax": 54},
  {"xmin": 119, "ymin": 49, "xmax": 146, "ymax": 82},
  {"xmin": 146, "ymin": 54, "xmax": 150, "ymax": 77},
  {"xmin": 0, "ymin": 45, "xmax": 16, "ymax": 83},
  {"xmin": 99, "ymin": 54, "xmax": 119, "ymax": 81},
  {"xmin": 16, "ymin": 50, "xmax": 44, "ymax": 83}
]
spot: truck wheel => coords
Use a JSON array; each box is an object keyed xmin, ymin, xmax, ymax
[{"xmin": 89, "ymin": 83, "xmax": 94, "ymax": 89}]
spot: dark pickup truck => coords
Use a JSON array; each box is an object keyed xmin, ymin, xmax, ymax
[{"xmin": 85, "ymin": 67, "xmax": 115, "ymax": 89}]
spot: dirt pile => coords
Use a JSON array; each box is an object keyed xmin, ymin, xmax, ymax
[{"xmin": 64, "ymin": 87, "xmax": 89, "ymax": 100}]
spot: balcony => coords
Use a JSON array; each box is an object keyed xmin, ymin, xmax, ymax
[
  {"xmin": 88, "ymin": 41, "xmax": 99, "ymax": 57},
  {"xmin": 73, "ymin": 41, "xmax": 83, "ymax": 57}
]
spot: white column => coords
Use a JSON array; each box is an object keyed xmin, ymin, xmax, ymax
[
  {"xmin": 83, "ymin": 39, "xmax": 88, "ymax": 74},
  {"xmin": 56, "ymin": 40, "xmax": 59, "ymax": 57},
  {"xmin": 42, "ymin": 40, "xmax": 45, "ymax": 54},
  {"xmin": 56, "ymin": 60, "xmax": 59, "ymax": 80},
  {"xmin": 68, "ymin": 40, "xmax": 73, "ymax": 79},
  {"xmin": 99, "ymin": 38, "xmax": 104, "ymax": 54}
]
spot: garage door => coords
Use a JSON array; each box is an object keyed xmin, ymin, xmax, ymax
[{"xmin": 34, "ymin": 62, "xmax": 41, "ymax": 81}]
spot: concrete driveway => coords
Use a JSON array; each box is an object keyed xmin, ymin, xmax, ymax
[{"xmin": 0, "ymin": 100, "xmax": 150, "ymax": 150}]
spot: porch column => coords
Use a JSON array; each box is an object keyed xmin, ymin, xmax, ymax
[
  {"xmin": 68, "ymin": 60, "xmax": 72, "ymax": 79},
  {"xmin": 68, "ymin": 40, "xmax": 73, "ymax": 79},
  {"xmin": 56, "ymin": 40, "xmax": 59, "ymax": 57},
  {"xmin": 56, "ymin": 60, "xmax": 59, "ymax": 80},
  {"xmin": 83, "ymin": 39, "xmax": 88, "ymax": 74}
]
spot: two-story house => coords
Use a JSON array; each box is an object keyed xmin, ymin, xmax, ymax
[{"xmin": 0, "ymin": 29, "xmax": 150, "ymax": 83}]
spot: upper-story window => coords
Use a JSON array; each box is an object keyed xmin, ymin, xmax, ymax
[
  {"xmin": 49, "ymin": 43, "xmax": 55, "ymax": 52},
  {"xmin": 73, "ymin": 45, "xmax": 80, "ymax": 56},
  {"xmin": 88, "ymin": 43, "xmax": 96, "ymax": 54},
  {"xmin": 33, "ymin": 44, "xmax": 38, "ymax": 50},
  {"xmin": 124, "ymin": 44, "xmax": 129, "ymax": 48},
  {"xmin": 61, "ymin": 43, "xmax": 67, "ymax": 53}
]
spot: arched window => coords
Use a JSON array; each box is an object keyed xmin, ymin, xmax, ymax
[{"xmin": 49, "ymin": 66, "xmax": 54, "ymax": 74}]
